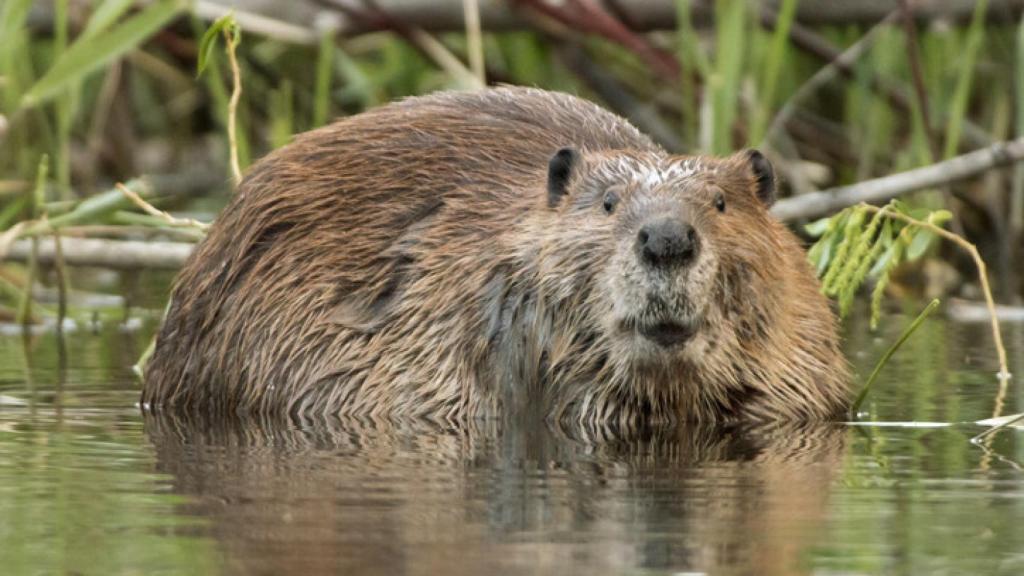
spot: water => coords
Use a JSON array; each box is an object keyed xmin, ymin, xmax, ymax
[{"xmin": 1, "ymin": 310, "xmax": 1022, "ymax": 575}]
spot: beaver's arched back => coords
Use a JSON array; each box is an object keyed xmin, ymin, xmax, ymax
[{"xmin": 142, "ymin": 87, "xmax": 660, "ymax": 415}]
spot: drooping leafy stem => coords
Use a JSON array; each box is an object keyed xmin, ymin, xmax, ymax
[
  {"xmin": 808, "ymin": 200, "xmax": 1010, "ymax": 380},
  {"xmin": 198, "ymin": 13, "xmax": 243, "ymax": 186},
  {"xmin": 862, "ymin": 203, "xmax": 1009, "ymax": 379}
]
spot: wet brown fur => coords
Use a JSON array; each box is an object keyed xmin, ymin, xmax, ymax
[{"xmin": 142, "ymin": 87, "xmax": 849, "ymax": 425}]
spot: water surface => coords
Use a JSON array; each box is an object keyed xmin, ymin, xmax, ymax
[{"xmin": 1, "ymin": 310, "xmax": 1022, "ymax": 575}]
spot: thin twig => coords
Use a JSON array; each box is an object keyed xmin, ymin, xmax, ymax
[
  {"xmin": 772, "ymin": 137, "xmax": 1024, "ymax": 221},
  {"xmin": 224, "ymin": 25, "xmax": 243, "ymax": 186},
  {"xmin": 115, "ymin": 183, "xmax": 210, "ymax": 231},
  {"xmin": 859, "ymin": 204, "xmax": 1010, "ymax": 380},
  {"xmin": 407, "ymin": 28, "xmax": 483, "ymax": 88},
  {"xmin": 462, "ymin": 0, "xmax": 485, "ymax": 85}
]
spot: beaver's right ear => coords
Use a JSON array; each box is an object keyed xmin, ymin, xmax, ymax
[
  {"xmin": 547, "ymin": 147, "xmax": 579, "ymax": 208},
  {"xmin": 745, "ymin": 149, "xmax": 775, "ymax": 207}
]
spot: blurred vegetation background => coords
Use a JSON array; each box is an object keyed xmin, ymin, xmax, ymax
[{"xmin": 2, "ymin": 0, "xmax": 1024, "ymax": 327}]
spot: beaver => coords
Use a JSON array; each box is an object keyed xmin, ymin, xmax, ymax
[{"xmin": 142, "ymin": 87, "xmax": 849, "ymax": 425}]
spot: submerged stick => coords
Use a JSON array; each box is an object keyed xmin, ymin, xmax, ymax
[
  {"xmin": 851, "ymin": 298, "xmax": 940, "ymax": 417},
  {"xmin": 972, "ymin": 412, "xmax": 1024, "ymax": 442},
  {"xmin": 53, "ymin": 229, "xmax": 68, "ymax": 331}
]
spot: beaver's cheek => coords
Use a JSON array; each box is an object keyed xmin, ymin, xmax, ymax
[
  {"xmin": 603, "ymin": 255, "xmax": 645, "ymax": 321},
  {"xmin": 670, "ymin": 249, "xmax": 719, "ymax": 313}
]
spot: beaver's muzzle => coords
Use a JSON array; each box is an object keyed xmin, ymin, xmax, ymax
[{"xmin": 635, "ymin": 217, "xmax": 700, "ymax": 269}]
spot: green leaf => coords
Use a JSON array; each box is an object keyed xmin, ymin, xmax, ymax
[
  {"xmin": 891, "ymin": 199, "xmax": 914, "ymax": 215},
  {"xmin": 813, "ymin": 234, "xmax": 837, "ymax": 277},
  {"xmin": 906, "ymin": 228, "xmax": 936, "ymax": 260},
  {"xmin": 20, "ymin": 0, "xmax": 185, "ymax": 108},
  {"xmin": 0, "ymin": 0, "xmax": 33, "ymax": 60},
  {"xmin": 80, "ymin": 0, "xmax": 135, "ymax": 40},
  {"xmin": 868, "ymin": 224, "xmax": 901, "ymax": 278},
  {"xmin": 197, "ymin": 13, "xmax": 241, "ymax": 78},
  {"xmin": 804, "ymin": 216, "xmax": 832, "ymax": 238},
  {"xmin": 927, "ymin": 209, "xmax": 953, "ymax": 226}
]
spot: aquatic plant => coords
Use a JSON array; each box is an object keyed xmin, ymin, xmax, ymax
[{"xmin": 809, "ymin": 200, "xmax": 1009, "ymax": 380}]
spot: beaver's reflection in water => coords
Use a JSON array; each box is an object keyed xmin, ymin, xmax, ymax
[{"xmin": 145, "ymin": 412, "xmax": 847, "ymax": 576}]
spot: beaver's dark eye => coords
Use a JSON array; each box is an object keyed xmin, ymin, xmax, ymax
[
  {"xmin": 603, "ymin": 189, "xmax": 620, "ymax": 214},
  {"xmin": 714, "ymin": 193, "xmax": 726, "ymax": 213}
]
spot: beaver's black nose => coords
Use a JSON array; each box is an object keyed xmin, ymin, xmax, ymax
[{"xmin": 637, "ymin": 218, "xmax": 699, "ymax": 268}]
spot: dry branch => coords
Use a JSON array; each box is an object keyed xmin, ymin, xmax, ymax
[
  {"xmin": 5, "ymin": 238, "xmax": 193, "ymax": 270},
  {"xmin": 772, "ymin": 138, "xmax": 1024, "ymax": 222}
]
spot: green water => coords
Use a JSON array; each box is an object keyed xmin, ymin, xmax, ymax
[{"xmin": 1, "ymin": 310, "xmax": 1022, "ymax": 575}]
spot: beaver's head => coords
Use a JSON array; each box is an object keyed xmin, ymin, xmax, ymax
[{"xmin": 543, "ymin": 147, "xmax": 780, "ymax": 371}]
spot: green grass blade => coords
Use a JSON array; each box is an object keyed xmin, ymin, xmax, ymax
[
  {"xmin": 313, "ymin": 28, "xmax": 335, "ymax": 127},
  {"xmin": 54, "ymin": 0, "xmax": 74, "ymax": 198},
  {"xmin": 851, "ymin": 298, "xmax": 941, "ymax": 417},
  {"xmin": 22, "ymin": 179, "xmax": 150, "ymax": 235},
  {"xmin": 0, "ymin": 0, "xmax": 33, "ymax": 59},
  {"xmin": 20, "ymin": 0, "xmax": 185, "ymax": 108},
  {"xmin": 943, "ymin": 0, "xmax": 989, "ymax": 159},
  {"xmin": 710, "ymin": 0, "xmax": 747, "ymax": 155},
  {"xmin": 749, "ymin": 0, "xmax": 799, "ymax": 145},
  {"xmin": 270, "ymin": 80, "xmax": 294, "ymax": 149},
  {"xmin": 675, "ymin": 0, "xmax": 711, "ymax": 145},
  {"xmin": 80, "ymin": 0, "xmax": 136, "ymax": 40}
]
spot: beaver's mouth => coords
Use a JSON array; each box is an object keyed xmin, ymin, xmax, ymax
[
  {"xmin": 619, "ymin": 318, "xmax": 698, "ymax": 348},
  {"xmin": 638, "ymin": 321, "xmax": 696, "ymax": 347}
]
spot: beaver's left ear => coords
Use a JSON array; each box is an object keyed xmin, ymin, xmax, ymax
[{"xmin": 744, "ymin": 149, "xmax": 775, "ymax": 207}]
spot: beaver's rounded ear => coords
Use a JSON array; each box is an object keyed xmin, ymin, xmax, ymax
[
  {"xmin": 547, "ymin": 147, "xmax": 579, "ymax": 208},
  {"xmin": 744, "ymin": 149, "xmax": 775, "ymax": 207}
]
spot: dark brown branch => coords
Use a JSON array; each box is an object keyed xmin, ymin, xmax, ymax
[
  {"xmin": 188, "ymin": 1, "xmax": 1024, "ymax": 35},
  {"xmin": 510, "ymin": 0, "xmax": 679, "ymax": 79},
  {"xmin": 898, "ymin": 0, "xmax": 941, "ymax": 161}
]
